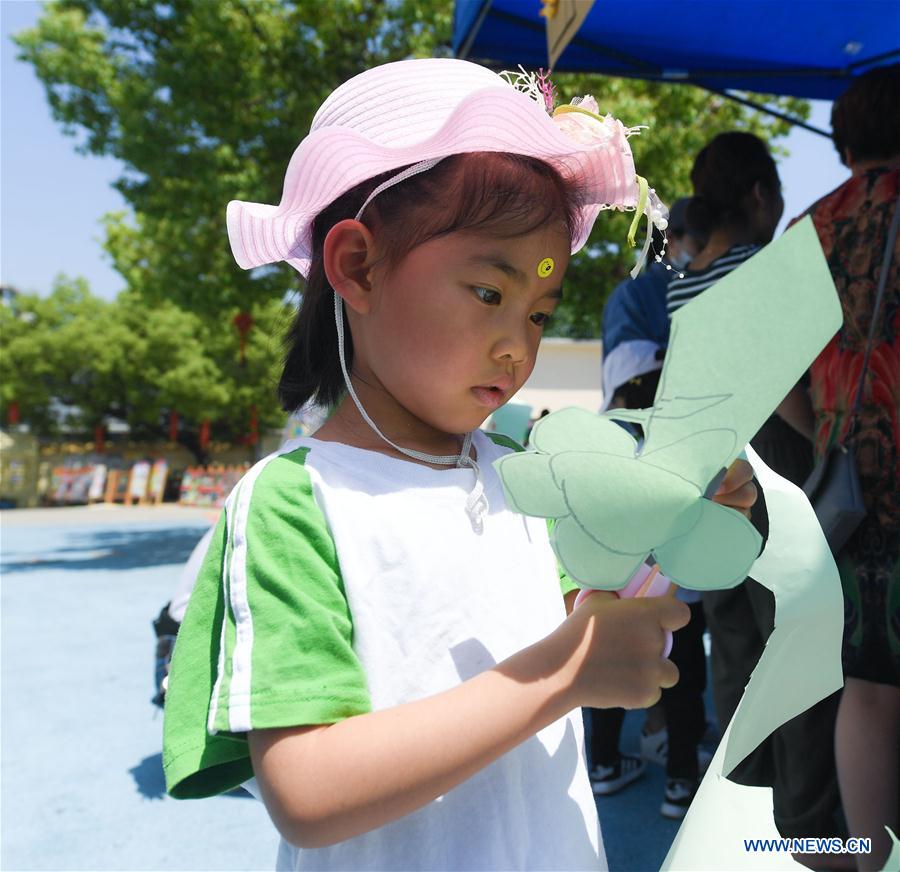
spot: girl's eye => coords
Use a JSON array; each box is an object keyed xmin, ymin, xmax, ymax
[
  {"xmin": 472, "ymin": 286, "xmax": 501, "ymax": 305},
  {"xmin": 530, "ymin": 312, "xmax": 553, "ymax": 327}
]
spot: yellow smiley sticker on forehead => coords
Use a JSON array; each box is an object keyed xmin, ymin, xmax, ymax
[{"xmin": 537, "ymin": 257, "xmax": 555, "ymax": 278}]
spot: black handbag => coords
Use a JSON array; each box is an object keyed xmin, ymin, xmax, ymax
[
  {"xmin": 803, "ymin": 441, "xmax": 866, "ymax": 554},
  {"xmin": 803, "ymin": 195, "xmax": 900, "ymax": 554}
]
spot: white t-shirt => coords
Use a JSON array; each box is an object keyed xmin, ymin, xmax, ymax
[
  {"xmin": 168, "ymin": 524, "xmax": 217, "ymax": 623},
  {"xmin": 164, "ymin": 430, "xmax": 605, "ymax": 871}
]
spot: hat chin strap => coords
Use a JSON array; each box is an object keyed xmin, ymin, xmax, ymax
[
  {"xmin": 333, "ymin": 292, "xmax": 488, "ymax": 533},
  {"xmin": 330, "ymin": 156, "xmax": 488, "ymax": 531}
]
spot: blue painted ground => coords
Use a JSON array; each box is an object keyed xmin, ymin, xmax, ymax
[{"xmin": 1, "ymin": 505, "xmax": 689, "ymax": 871}]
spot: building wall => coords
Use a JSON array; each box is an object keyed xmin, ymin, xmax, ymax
[{"xmin": 508, "ymin": 338, "xmax": 604, "ymax": 415}]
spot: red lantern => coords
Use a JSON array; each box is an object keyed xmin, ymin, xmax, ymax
[
  {"xmin": 199, "ymin": 420, "xmax": 211, "ymax": 450},
  {"xmin": 233, "ymin": 311, "xmax": 254, "ymax": 365},
  {"xmin": 168, "ymin": 410, "xmax": 179, "ymax": 442},
  {"xmin": 94, "ymin": 424, "xmax": 106, "ymax": 453},
  {"xmin": 7, "ymin": 401, "xmax": 20, "ymax": 426},
  {"xmin": 248, "ymin": 405, "xmax": 259, "ymax": 445}
]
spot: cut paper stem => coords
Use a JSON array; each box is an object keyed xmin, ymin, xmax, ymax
[
  {"xmin": 662, "ymin": 448, "xmax": 843, "ymax": 870},
  {"xmin": 635, "ymin": 564, "xmax": 660, "ymax": 598},
  {"xmin": 495, "ymin": 219, "xmax": 847, "ymax": 868}
]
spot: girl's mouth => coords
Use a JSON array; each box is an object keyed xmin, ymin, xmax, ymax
[{"xmin": 471, "ymin": 385, "xmax": 508, "ymax": 409}]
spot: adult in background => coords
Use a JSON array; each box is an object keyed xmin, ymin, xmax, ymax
[
  {"xmin": 601, "ymin": 197, "xmax": 703, "ymax": 409},
  {"xmin": 668, "ymin": 132, "xmax": 844, "ymax": 859},
  {"xmin": 591, "ymin": 200, "xmax": 711, "ymax": 820},
  {"xmin": 784, "ymin": 63, "xmax": 899, "ymax": 872}
]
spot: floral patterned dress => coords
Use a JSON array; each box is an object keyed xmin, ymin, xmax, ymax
[{"xmin": 799, "ymin": 167, "xmax": 899, "ymax": 687}]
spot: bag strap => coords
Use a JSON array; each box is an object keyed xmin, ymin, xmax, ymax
[{"xmin": 846, "ymin": 193, "xmax": 900, "ymax": 431}]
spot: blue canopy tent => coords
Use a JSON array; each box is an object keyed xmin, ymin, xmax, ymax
[{"xmin": 454, "ymin": 0, "xmax": 900, "ymax": 133}]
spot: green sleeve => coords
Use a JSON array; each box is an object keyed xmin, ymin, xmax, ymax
[
  {"xmin": 163, "ymin": 513, "xmax": 250, "ymax": 798},
  {"xmin": 549, "ymin": 518, "xmax": 579, "ymax": 596},
  {"xmin": 163, "ymin": 446, "xmax": 371, "ymax": 799}
]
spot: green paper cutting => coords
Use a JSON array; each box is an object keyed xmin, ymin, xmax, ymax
[
  {"xmin": 496, "ymin": 218, "xmax": 850, "ymax": 868},
  {"xmin": 662, "ymin": 448, "xmax": 844, "ymax": 870},
  {"xmin": 881, "ymin": 828, "xmax": 900, "ymax": 872},
  {"xmin": 495, "ymin": 218, "xmax": 843, "ymax": 592}
]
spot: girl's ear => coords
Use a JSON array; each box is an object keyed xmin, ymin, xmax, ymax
[{"xmin": 323, "ymin": 220, "xmax": 378, "ymax": 314}]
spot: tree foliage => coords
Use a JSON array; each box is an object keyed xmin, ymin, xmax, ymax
[
  {"xmin": 15, "ymin": 0, "xmax": 808, "ymax": 340},
  {"xmin": 0, "ymin": 276, "xmax": 289, "ymax": 461},
  {"xmin": 543, "ymin": 73, "xmax": 809, "ymax": 336},
  {"xmin": 15, "ymin": 0, "xmax": 453, "ymax": 315}
]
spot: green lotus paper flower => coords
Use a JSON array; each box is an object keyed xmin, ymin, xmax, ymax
[
  {"xmin": 495, "ymin": 407, "xmax": 762, "ymax": 591},
  {"xmin": 492, "ymin": 220, "xmax": 850, "ymax": 871},
  {"xmin": 495, "ymin": 221, "xmax": 846, "ymax": 594}
]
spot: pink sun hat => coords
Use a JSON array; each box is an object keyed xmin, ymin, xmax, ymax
[{"xmin": 226, "ymin": 58, "xmax": 651, "ymax": 278}]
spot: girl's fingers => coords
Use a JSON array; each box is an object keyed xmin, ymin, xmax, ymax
[
  {"xmin": 714, "ymin": 458, "xmax": 753, "ymax": 496},
  {"xmin": 658, "ymin": 657, "xmax": 680, "ymax": 689},
  {"xmin": 713, "ymin": 459, "xmax": 757, "ymax": 518},
  {"xmin": 573, "ymin": 588, "xmax": 618, "ymax": 609},
  {"xmin": 714, "ymin": 479, "xmax": 757, "ymax": 510},
  {"xmin": 658, "ymin": 597, "xmax": 691, "ymax": 632}
]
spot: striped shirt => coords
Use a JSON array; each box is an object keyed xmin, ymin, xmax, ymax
[{"xmin": 666, "ymin": 244, "xmax": 759, "ymax": 317}]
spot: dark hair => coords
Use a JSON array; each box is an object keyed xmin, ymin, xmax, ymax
[
  {"xmin": 685, "ymin": 132, "xmax": 780, "ymax": 239},
  {"xmin": 279, "ymin": 152, "xmax": 584, "ymax": 413},
  {"xmin": 832, "ymin": 63, "xmax": 900, "ymax": 165}
]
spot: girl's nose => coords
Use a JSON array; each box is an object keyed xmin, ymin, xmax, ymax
[{"xmin": 490, "ymin": 320, "xmax": 530, "ymax": 367}]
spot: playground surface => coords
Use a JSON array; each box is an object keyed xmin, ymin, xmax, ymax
[{"xmin": 1, "ymin": 503, "xmax": 681, "ymax": 871}]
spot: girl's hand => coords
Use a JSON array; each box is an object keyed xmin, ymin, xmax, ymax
[
  {"xmin": 248, "ymin": 589, "xmax": 689, "ymax": 849},
  {"xmin": 552, "ymin": 592, "xmax": 689, "ymax": 711},
  {"xmin": 711, "ymin": 458, "xmax": 757, "ymax": 519}
]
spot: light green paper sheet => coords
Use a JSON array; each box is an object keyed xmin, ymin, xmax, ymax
[
  {"xmin": 495, "ymin": 217, "xmax": 842, "ymax": 592},
  {"xmin": 662, "ymin": 446, "xmax": 843, "ymax": 870},
  {"xmin": 640, "ymin": 217, "xmax": 841, "ymax": 490},
  {"xmin": 494, "ymin": 220, "xmax": 855, "ymax": 869},
  {"xmin": 882, "ymin": 829, "xmax": 900, "ymax": 872}
]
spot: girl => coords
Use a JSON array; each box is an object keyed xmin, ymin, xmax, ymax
[{"xmin": 163, "ymin": 58, "xmax": 756, "ymax": 871}]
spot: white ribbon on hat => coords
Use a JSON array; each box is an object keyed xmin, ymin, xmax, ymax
[{"xmin": 331, "ymin": 157, "xmax": 489, "ymax": 533}]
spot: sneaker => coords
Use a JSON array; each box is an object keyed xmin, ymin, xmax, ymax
[
  {"xmin": 698, "ymin": 748, "xmax": 713, "ymax": 775},
  {"xmin": 591, "ymin": 754, "xmax": 646, "ymax": 795},
  {"xmin": 661, "ymin": 777, "xmax": 697, "ymax": 819},
  {"xmin": 640, "ymin": 726, "xmax": 668, "ymax": 766}
]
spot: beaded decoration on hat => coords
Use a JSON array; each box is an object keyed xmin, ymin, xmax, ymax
[{"xmin": 501, "ymin": 66, "xmax": 670, "ymax": 277}]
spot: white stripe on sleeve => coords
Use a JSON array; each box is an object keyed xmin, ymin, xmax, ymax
[{"xmin": 225, "ymin": 441, "xmax": 306, "ymax": 732}]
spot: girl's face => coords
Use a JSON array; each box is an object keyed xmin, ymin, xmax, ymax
[{"xmin": 348, "ymin": 223, "xmax": 570, "ymax": 448}]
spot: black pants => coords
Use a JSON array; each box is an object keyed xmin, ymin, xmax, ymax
[
  {"xmin": 589, "ymin": 601, "xmax": 707, "ymax": 781},
  {"xmin": 662, "ymin": 601, "xmax": 707, "ymax": 781},
  {"xmin": 703, "ymin": 579, "xmax": 842, "ymax": 839},
  {"xmin": 700, "ymin": 415, "xmax": 842, "ymax": 839}
]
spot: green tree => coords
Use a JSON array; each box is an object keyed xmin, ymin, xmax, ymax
[
  {"xmin": 110, "ymin": 290, "xmax": 289, "ymax": 460},
  {"xmin": 543, "ymin": 74, "xmax": 809, "ymax": 336},
  {"xmin": 15, "ymin": 1, "xmax": 807, "ymax": 338},
  {"xmin": 0, "ymin": 276, "xmax": 118, "ymax": 437},
  {"xmin": 0, "ymin": 276, "xmax": 121, "ymax": 435},
  {"xmin": 14, "ymin": 0, "xmax": 453, "ymax": 315},
  {"xmin": 0, "ymin": 276, "xmax": 290, "ymax": 461}
]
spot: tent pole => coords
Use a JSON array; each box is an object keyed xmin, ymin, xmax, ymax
[
  {"xmin": 456, "ymin": 0, "xmax": 494, "ymax": 61},
  {"xmin": 703, "ymin": 87, "xmax": 831, "ymax": 138}
]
